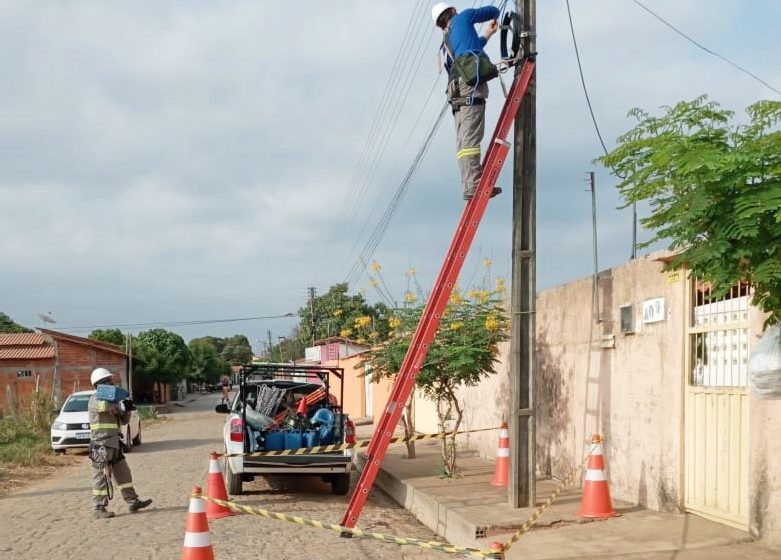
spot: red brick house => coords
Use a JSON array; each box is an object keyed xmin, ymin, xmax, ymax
[{"xmin": 0, "ymin": 328, "xmax": 127, "ymax": 412}]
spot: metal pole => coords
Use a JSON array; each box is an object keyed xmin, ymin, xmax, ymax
[
  {"xmin": 631, "ymin": 202, "xmax": 637, "ymax": 259},
  {"xmin": 509, "ymin": 0, "xmax": 536, "ymax": 509},
  {"xmin": 589, "ymin": 172, "xmax": 601, "ymax": 323}
]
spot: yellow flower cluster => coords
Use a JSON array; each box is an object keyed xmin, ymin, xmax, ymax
[
  {"xmin": 483, "ymin": 258, "xmax": 493, "ymax": 268},
  {"xmin": 354, "ymin": 315, "xmax": 372, "ymax": 328},
  {"xmin": 371, "ymin": 261, "xmax": 382, "ymax": 273},
  {"xmin": 495, "ymin": 277, "xmax": 506, "ymax": 294},
  {"xmin": 369, "ymin": 278, "xmax": 379, "ymax": 288},
  {"xmin": 485, "ymin": 315, "xmax": 500, "ymax": 331},
  {"xmin": 449, "ymin": 321, "xmax": 464, "ymax": 331},
  {"xmin": 340, "ymin": 328, "xmax": 352, "ymax": 337},
  {"xmin": 405, "ymin": 268, "xmax": 417, "ymax": 277},
  {"xmin": 388, "ymin": 316, "xmax": 402, "ymax": 329},
  {"xmin": 404, "ymin": 291, "xmax": 418, "ymax": 303},
  {"xmin": 333, "ymin": 309, "xmax": 343, "ymax": 317}
]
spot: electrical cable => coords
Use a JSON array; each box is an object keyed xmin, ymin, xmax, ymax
[
  {"xmin": 631, "ymin": 0, "xmax": 781, "ymax": 97},
  {"xmin": 56, "ymin": 313, "xmax": 296, "ymax": 332}
]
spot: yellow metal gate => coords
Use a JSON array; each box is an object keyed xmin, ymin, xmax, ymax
[{"xmin": 684, "ymin": 281, "xmax": 750, "ymax": 529}]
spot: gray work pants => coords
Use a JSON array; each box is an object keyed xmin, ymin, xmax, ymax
[
  {"xmin": 450, "ymin": 79, "xmax": 489, "ymax": 199},
  {"xmin": 91, "ymin": 445, "xmax": 138, "ymax": 509}
]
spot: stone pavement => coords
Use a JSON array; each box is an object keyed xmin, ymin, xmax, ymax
[
  {"xmin": 356, "ymin": 428, "xmax": 781, "ymax": 560},
  {"xmin": 0, "ymin": 393, "xmax": 442, "ymax": 560}
]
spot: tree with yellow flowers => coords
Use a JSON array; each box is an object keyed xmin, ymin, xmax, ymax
[{"xmin": 357, "ymin": 271, "xmax": 509, "ymax": 477}]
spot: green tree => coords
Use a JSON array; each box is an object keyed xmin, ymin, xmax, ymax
[
  {"xmin": 188, "ymin": 339, "xmax": 229, "ymax": 385},
  {"xmin": 599, "ymin": 96, "xmax": 781, "ymax": 325},
  {"xmin": 133, "ymin": 329, "xmax": 192, "ymax": 386},
  {"xmin": 295, "ymin": 283, "xmax": 390, "ymax": 357},
  {"xmin": 357, "ymin": 282, "xmax": 509, "ymax": 476},
  {"xmin": 0, "ymin": 312, "xmax": 32, "ymax": 333},
  {"xmin": 221, "ymin": 334, "xmax": 253, "ymax": 365},
  {"xmin": 88, "ymin": 328, "xmax": 125, "ymax": 347}
]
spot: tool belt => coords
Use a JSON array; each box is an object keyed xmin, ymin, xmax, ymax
[
  {"xmin": 449, "ymin": 95, "xmax": 486, "ymax": 113},
  {"xmin": 89, "ymin": 443, "xmax": 123, "ymax": 465}
]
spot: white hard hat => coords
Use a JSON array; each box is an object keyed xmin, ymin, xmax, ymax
[
  {"xmin": 431, "ymin": 3, "xmax": 455, "ymax": 27},
  {"xmin": 91, "ymin": 367, "xmax": 113, "ymax": 386}
]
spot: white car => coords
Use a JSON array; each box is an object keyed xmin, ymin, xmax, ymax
[{"xmin": 51, "ymin": 390, "xmax": 141, "ymax": 453}]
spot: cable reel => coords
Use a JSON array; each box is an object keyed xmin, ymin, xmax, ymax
[{"xmin": 500, "ymin": 10, "xmax": 523, "ymax": 62}]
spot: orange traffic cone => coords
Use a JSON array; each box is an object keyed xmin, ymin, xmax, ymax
[
  {"xmin": 491, "ymin": 422, "xmax": 510, "ymax": 487},
  {"xmin": 296, "ymin": 397, "xmax": 308, "ymax": 416},
  {"xmin": 181, "ymin": 486, "xmax": 215, "ymax": 560},
  {"xmin": 577, "ymin": 434, "xmax": 618, "ymax": 518},
  {"xmin": 205, "ymin": 452, "xmax": 235, "ymax": 519}
]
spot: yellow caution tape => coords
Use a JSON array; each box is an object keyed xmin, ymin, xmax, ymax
[
  {"xmin": 219, "ymin": 426, "xmax": 500, "ymax": 458},
  {"xmin": 196, "ymin": 491, "xmax": 503, "ymax": 558},
  {"xmin": 501, "ymin": 442, "xmax": 598, "ymax": 553}
]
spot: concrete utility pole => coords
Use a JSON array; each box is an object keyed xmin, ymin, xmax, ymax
[
  {"xmin": 309, "ymin": 286, "xmax": 317, "ymax": 346},
  {"xmin": 588, "ymin": 172, "xmax": 601, "ymax": 323},
  {"xmin": 509, "ymin": 0, "xmax": 536, "ymax": 509}
]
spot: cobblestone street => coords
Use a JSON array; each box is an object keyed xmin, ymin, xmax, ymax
[{"xmin": 0, "ymin": 394, "xmax": 441, "ymax": 559}]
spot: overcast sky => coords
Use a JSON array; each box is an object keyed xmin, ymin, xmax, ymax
[{"xmin": 1, "ymin": 1, "xmax": 779, "ymax": 352}]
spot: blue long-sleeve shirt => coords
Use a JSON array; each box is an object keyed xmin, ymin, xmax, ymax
[{"xmin": 446, "ymin": 6, "xmax": 500, "ymax": 59}]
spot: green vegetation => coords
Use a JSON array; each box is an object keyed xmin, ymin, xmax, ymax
[
  {"xmin": 188, "ymin": 338, "xmax": 231, "ymax": 385},
  {"xmin": 355, "ymin": 276, "xmax": 509, "ymax": 477},
  {"xmin": 88, "ymin": 328, "xmax": 126, "ymax": 347},
  {"xmin": 0, "ymin": 312, "xmax": 32, "ymax": 334},
  {"xmin": 0, "ymin": 391, "xmax": 60, "ymax": 483},
  {"xmin": 599, "ymin": 96, "xmax": 781, "ymax": 326}
]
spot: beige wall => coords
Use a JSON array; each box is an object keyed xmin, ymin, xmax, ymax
[
  {"xmin": 322, "ymin": 354, "xmax": 366, "ymax": 419},
  {"xmin": 748, "ymin": 308, "xmax": 781, "ymax": 546},
  {"xmin": 450, "ymin": 252, "xmax": 781, "ymax": 544}
]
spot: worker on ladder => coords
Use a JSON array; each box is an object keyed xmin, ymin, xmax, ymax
[{"xmin": 432, "ymin": 2, "xmax": 502, "ymax": 202}]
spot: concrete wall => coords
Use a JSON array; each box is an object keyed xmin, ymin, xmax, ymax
[
  {"xmin": 748, "ymin": 309, "xmax": 781, "ymax": 546},
  {"xmin": 323, "ymin": 353, "xmax": 367, "ymax": 419}
]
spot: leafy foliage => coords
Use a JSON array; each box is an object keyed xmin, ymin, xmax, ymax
[
  {"xmin": 221, "ymin": 334, "xmax": 253, "ymax": 365},
  {"xmin": 357, "ymin": 281, "xmax": 509, "ymax": 476},
  {"xmin": 88, "ymin": 328, "xmax": 125, "ymax": 347},
  {"xmin": 0, "ymin": 313, "xmax": 32, "ymax": 334},
  {"xmin": 133, "ymin": 328, "xmax": 192, "ymax": 385},
  {"xmin": 188, "ymin": 339, "xmax": 231, "ymax": 384},
  {"xmin": 293, "ymin": 283, "xmax": 390, "ymax": 357},
  {"xmin": 599, "ymin": 97, "xmax": 781, "ymax": 325}
]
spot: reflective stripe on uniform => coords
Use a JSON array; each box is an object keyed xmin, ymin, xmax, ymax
[
  {"xmin": 93, "ymin": 489, "xmax": 108, "ymax": 496},
  {"xmin": 117, "ymin": 483, "xmax": 134, "ymax": 489},
  {"xmin": 91, "ymin": 424, "xmax": 119, "ymax": 430},
  {"xmin": 97, "ymin": 400, "xmax": 108, "ymax": 412},
  {"xmin": 457, "ymin": 146, "xmax": 481, "ymax": 159}
]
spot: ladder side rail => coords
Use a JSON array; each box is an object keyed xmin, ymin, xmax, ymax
[{"xmin": 341, "ymin": 59, "xmax": 535, "ymax": 529}]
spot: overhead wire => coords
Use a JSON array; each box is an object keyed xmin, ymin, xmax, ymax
[
  {"xmin": 631, "ymin": 0, "xmax": 780, "ymax": 97},
  {"xmin": 55, "ymin": 313, "xmax": 297, "ymax": 333}
]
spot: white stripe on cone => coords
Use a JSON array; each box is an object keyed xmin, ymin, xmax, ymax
[
  {"xmin": 208, "ymin": 459, "xmax": 221, "ymax": 474},
  {"xmin": 585, "ymin": 468, "xmax": 607, "ymax": 481},
  {"xmin": 500, "ymin": 428, "xmax": 509, "ymax": 438},
  {"xmin": 183, "ymin": 532, "xmax": 212, "ymax": 547},
  {"xmin": 497, "ymin": 448, "xmax": 510, "ymax": 458},
  {"xmin": 188, "ymin": 498, "xmax": 205, "ymax": 513}
]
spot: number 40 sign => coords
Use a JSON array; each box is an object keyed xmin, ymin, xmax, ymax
[{"xmin": 642, "ymin": 297, "xmax": 666, "ymax": 324}]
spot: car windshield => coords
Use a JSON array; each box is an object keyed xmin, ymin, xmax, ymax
[{"xmin": 62, "ymin": 394, "xmax": 91, "ymax": 413}]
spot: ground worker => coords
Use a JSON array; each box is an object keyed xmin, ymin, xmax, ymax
[
  {"xmin": 88, "ymin": 367, "xmax": 152, "ymax": 519},
  {"xmin": 432, "ymin": 2, "xmax": 501, "ymax": 201}
]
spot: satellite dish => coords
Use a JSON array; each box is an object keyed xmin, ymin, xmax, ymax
[{"xmin": 37, "ymin": 312, "xmax": 57, "ymax": 324}]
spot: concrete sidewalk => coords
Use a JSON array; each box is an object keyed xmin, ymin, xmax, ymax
[{"xmin": 357, "ymin": 436, "xmax": 780, "ymax": 559}]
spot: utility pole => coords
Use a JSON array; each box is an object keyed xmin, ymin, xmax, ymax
[
  {"xmin": 308, "ymin": 286, "xmax": 318, "ymax": 346},
  {"xmin": 267, "ymin": 330, "xmax": 273, "ymax": 361},
  {"xmin": 509, "ymin": 0, "xmax": 536, "ymax": 509},
  {"xmin": 588, "ymin": 172, "xmax": 601, "ymax": 323}
]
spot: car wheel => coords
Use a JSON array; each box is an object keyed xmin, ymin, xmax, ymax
[
  {"xmin": 53, "ymin": 449, "xmax": 65, "ymax": 455},
  {"xmin": 225, "ymin": 456, "xmax": 243, "ymax": 495},
  {"xmin": 132, "ymin": 423, "xmax": 141, "ymax": 446},
  {"xmin": 331, "ymin": 473, "xmax": 350, "ymax": 495},
  {"xmin": 123, "ymin": 426, "xmax": 133, "ymax": 453}
]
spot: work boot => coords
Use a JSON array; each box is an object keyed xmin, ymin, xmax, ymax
[
  {"xmin": 464, "ymin": 187, "xmax": 502, "ymax": 201},
  {"xmin": 129, "ymin": 498, "xmax": 153, "ymax": 513},
  {"xmin": 94, "ymin": 507, "xmax": 115, "ymax": 519}
]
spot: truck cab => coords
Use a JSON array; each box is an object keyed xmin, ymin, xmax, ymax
[{"xmin": 216, "ymin": 363, "xmax": 355, "ymax": 495}]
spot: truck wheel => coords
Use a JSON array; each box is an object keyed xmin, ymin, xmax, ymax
[
  {"xmin": 331, "ymin": 473, "xmax": 350, "ymax": 495},
  {"xmin": 132, "ymin": 424, "xmax": 142, "ymax": 446},
  {"xmin": 225, "ymin": 459, "xmax": 243, "ymax": 495}
]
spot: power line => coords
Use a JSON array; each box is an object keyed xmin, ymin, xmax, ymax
[
  {"xmin": 56, "ymin": 313, "xmax": 296, "ymax": 332},
  {"xmin": 631, "ymin": 0, "xmax": 780, "ymax": 97}
]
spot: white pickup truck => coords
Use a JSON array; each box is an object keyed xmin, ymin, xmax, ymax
[{"xmin": 215, "ymin": 363, "xmax": 355, "ymax": 495}]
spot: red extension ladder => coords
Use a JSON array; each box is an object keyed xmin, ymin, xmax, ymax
[{"xmin": 342, "ymin": 57, "xmax": 536, "ymax": 529}]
